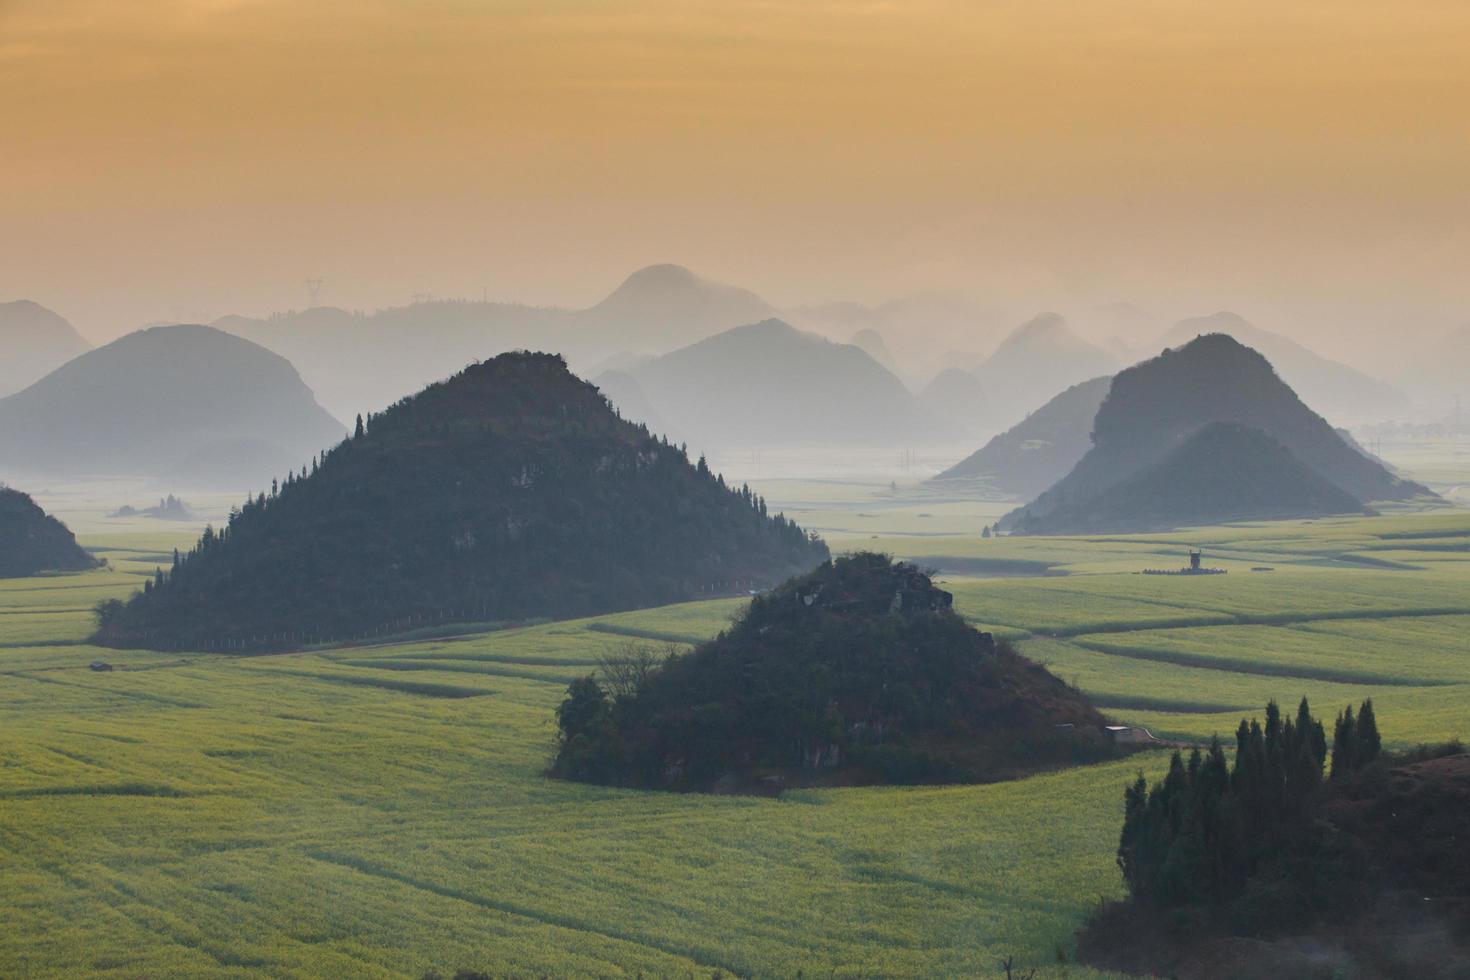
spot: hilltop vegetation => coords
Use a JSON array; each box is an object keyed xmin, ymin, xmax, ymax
[
  {"xmin": 552, "ymin": 553, "xmax": 1115, "ymax": 791},
  {"xmin": 0, "ymin": 325, "xmax": 343, "ymax": 487},
  {"xmin": 1005, "ymin": 334, "xmax": 1430, "ymax": 534},
  {"xmin": 94, "ymin": 352, "xmax": 827, "ymax": 651},
  {"xmin": 0, "ymin": 487, "xmax": 96, "ymax": 577}
]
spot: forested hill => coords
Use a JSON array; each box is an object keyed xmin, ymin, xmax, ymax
[
  {"xmin": 552, "ymin": 553, "xmax": 1115, "ymax": 791},
  {"xmin": 0, "ymin": 487, "xmax": 97, "ymax": 578},
  {"xmin": 94, "ymin": 352, "xmax": 829, "ymax": 652},
  {"xmin": 1004, "ymin": 334, "xmax": 1431, "ymax": 534},
  {"xmin": 1009, "ymin": 422, "xmax": 1370, "ymax": 535}
]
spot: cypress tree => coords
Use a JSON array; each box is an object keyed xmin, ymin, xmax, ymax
[
  {"xmin": 1331, "ymin": 705, "xmax": 1356, "ymax": 779},
  {"xmin": 1357, "ymin": 699, "xmax": 1382, "ymax": 766}
]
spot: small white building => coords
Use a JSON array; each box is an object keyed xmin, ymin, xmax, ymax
[{"xmin": 1105, "ymin": 725, "xmax": 1156, "ymax": 745}]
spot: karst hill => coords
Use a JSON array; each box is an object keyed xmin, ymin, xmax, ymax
[
  {"xmin": 1004, "ymin": 334, "xmax": 1431, "ymax": 534},
  {"xmin": 552, "ymin": 552, "xmax": 1116, "ymax": 792},
  {"xmin": 93, "ymin": 352, "xmax": 829, "ymax": 651},
  {"xmin": 0, "ymin": 487, "xmax": 97, "ymax": 578},
  {"xmin": 0, "ymin": 324, "xmax": 343, "ymax": 486}
]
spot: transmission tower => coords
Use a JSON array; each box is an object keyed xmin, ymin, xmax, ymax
[{"xmin": 304, "ymin": 278, "xmax": 324, "ymax": 307}]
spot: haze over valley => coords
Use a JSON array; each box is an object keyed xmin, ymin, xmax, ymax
[{"xmin": 4, "ymin": 2, "xmax": 1470, "ymax": 977}]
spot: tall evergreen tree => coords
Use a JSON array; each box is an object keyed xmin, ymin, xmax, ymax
[
  {"xmin": 1331, "ymin": 704, "xmax": 1357, "ymax": 779},
  {"xmin": 1357, "ymin": 699, "xmax": 1382, "ymax": 765}
]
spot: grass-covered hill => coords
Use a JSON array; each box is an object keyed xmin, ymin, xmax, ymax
[
  {"xmin": 552, "ymin": 553, "xmax": 1115, "ymax": 791},
  {"xmin": 0, "ymin": 324, "xmax": 343, "ymax": 486},
  {"xmin": 0, "ymin": 299, "xmax": 91, "ymax": 398},
  {"xmin": 930, "ymin": 375, "xmax": 1110, "ymax": 500},
  {"xmin": 1011, "ymin": 422, "xmax": 1370, "ymax": 535},
  {"xmin": 0, "ymin": 487, "xmax": 96, "ymax": 577},
  {"xmin": 1004, "ymin": 334, "xmax": 1431, "ymax": 534},
  {"xmin": 93, "ymin": 352, "xmax": 829, "ymax": 652}
]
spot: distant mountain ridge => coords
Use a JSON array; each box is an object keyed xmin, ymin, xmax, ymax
[
  {"xmin": 0, "ymin": 325, "xmax": 344, "ymax": 487},
  {"xmin": 974, "ymin": 314, "xmax": 1119, "ymax": 429},
  {"xmin": 94, "ymin": 351, "xmax": 829, "ymax": 651},
  {"xmin": 583, "ymin": 264, "xmax": 776, "ymax": 353},
  {"xmin": 215, "ymin": 264, "xmax": 778, "ymax": 418},
  {"xmin": 0, "ymin": 300, "xmax": 91, "ymax": 398},
  {"xmin": 1003, "ymin": 334, "xmax": 1430, "ymax": 534},
  {"xmin": 604, "ymin": 319, "xmax": 951, "ymax": 451}
]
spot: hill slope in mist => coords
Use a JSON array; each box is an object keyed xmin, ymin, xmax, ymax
[
  {"xmin": 0, "ymin": 300, "xmax": 92, "ymax": 398},
  {"xmin": 1004, "ymin": 334, "xmax": 1430, "ymax": 534},
  {"xmin": 931, "ymin": 375, "xmax": 1111, "ymax": 500},
  {"xmin": 0, "ymin": 487, "xmax": 96, "ymax": 577},
  {"xmin": 94, "ymin": 352, "xmax": 828, "ymax": 651},
  {"xmin": 1404, "ymin": 322, "xmax": 1470, "ymax": 404},
  {"xmin": 0, "ymin": 325, "xmax": 344, "ymax": 486},
  {"xmin": 917, "ymin": 368, "xmax": 990, "ymax": 438},
  {"xmin": 975, "ymin": 314, "xmax": 1119, "ymax": 428},
  {"xmin": 1155, "ymin": 312, "xmax": 1407, "ymax": 421},
  {"xmin": 582, "ymin": 264, "xmax": 775, "ymax": 354},
  {"xmin": 849, "ymin": 328, "xmax": 900, "ymax": 375},
  {"xmin": 1008, "ymin": 422, "xmax": 1369, "ymax": 534},
  {"xmin": 787, "ymin": 294, "xmax": 999, "ymax": 384},
  {"xmin": 615, "ymin": 319, "xmax": 946, "ymax": 451}
]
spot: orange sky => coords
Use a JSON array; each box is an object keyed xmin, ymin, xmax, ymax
[{"xmin": 3, "ymin": 0, "xmax": 1468, "ymax": 359}]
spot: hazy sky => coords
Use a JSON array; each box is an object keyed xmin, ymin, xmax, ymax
[{"xmin": 3, "ymin": 0, "xmax": 1468, "ymax": 363}]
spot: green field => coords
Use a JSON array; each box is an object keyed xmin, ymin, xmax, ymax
[{"xmin": 3, "ymin": 499, "xmax": 1470, "ymax": 977}]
